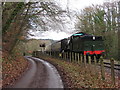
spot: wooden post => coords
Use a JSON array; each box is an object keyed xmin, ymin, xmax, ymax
[
  {"xmin": 94, "ymin": 55, "xmax": 98, "ymax": 76},
  {"xmin": 75, "ymin": 53, "xmax": 77, "ymax": 63},
  {"xmin": 71, "ymin": 52, "xmax": 73, "ymax": 62},
  {"xmin": 53, "ymin": 52, "xmax": 54, "ymax": 57},
  {"xmin": 80, "ymin": 54, "xmax": 82, "ymax": 64},
  {"xmin": 52, "ymin": 52, "xmax": 53, "ymax": 57},
  {"xmin": 77, "ymin": 53, "xmax": 80, "ymax": 64},
  {"xmin": 84, "ymin": 55, "xmax": 86, "ymax": 66},
  {"xmin": 63, "ymin": 53, "xmax": 65, "ymax": 59},
  {"xmin": 110, "ymin": 58, "xmax": 115, "ymax": 86},
  {"xmin": 65, "ymin": 52, "xmax": 67, "ymax": 60},
  {"xmin": 68, "ymin": 52, "xmax": 69, "ymax": 60},
  {"xmin": 100, "ymin": 57, "xmax": 105, "ymax": 80},
  {"xmin": 66, "ymin": 52, "xmax": 68, "ymax": 61},
  {"xmin": 67, "ymin": 52, "xmax": 69, "ymax": 60},
  {"xmin": 64, "ymin": 52, "xmax": 66, "ymax": 60},
  {"xmin": 88, "ymin": 56, "xmax": 91, "ymax": 65},
  {"xmin": 51, "ymin": 52, "xmax": 52, "ymax": 56},
  {"xmin": 48, "ymin": 52, "xmax": 49, "ymax": 56},
  {"xmin": 49, "ymin": 52, "xmax": 50, "ymax": 56},
  {"xmin": 72, "ymin": 52, "xmax": 74, "ymax": 62},
  {"xmin": 76, "ymin": 53, "xmax": 78, "ymax": 63},
  {"xmin": 51, "ymin": 52, "xmax": 53, "ymax": 57},
  {"xmin": 35, "ymin": 51, "xmax": 36, "ymax": 57},
  {"xmin": 69, "ymin": 52, "xmax": 71, "ymax": 62},
  {"xmin": 66, "ymin": 52, "xmax": 67, "ymax": 60},
  {"xmin": 88, "ymin": 55, "xmax": 91, "ymax": 73},
  {"xmin": 94, "ymin": 56, "xmax": 97, "ymax": 65}
]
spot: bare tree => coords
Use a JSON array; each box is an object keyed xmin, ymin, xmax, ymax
[{"xmin": 75, "ymin": 1, "xmax": 120, "ymax": 60}]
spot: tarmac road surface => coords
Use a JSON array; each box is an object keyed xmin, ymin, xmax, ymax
[{"xmin": 12, "ymin": 56, "xmax": 64, "ymax": 88}]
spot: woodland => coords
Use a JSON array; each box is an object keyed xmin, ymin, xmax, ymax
[{"xmin": 1, "ymin": 0, "xmax": 120, "ymax": 87}]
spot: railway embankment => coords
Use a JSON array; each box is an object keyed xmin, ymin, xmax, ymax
[{"xmin": 36, "ymin": 54, "xmax": 120, "ymax": 88}]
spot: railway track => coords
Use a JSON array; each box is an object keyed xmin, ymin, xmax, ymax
[{"xmin": 98, "ymin": 62, "xmax": 120, "ymax": 71}]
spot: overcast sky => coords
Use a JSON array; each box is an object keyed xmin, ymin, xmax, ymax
[
  {"xmin": 57, "ymin": 0, "xmax": 105, "ymax": 10},
  {"xmin": 29, "ymin": 0, "xmax": 107, "ymax": 40}
]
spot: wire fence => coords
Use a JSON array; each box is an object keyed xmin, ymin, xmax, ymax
[{"xmin": 32, "ymin": 51, "xmax": 120, "ymax": 87}]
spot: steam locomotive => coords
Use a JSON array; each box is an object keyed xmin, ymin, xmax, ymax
[{"xmin": 45, "ymin": 32, "xmax": 105, "ymax": 61}]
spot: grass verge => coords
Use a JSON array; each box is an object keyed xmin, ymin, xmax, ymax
[{"xmin": 38, "ymin": 55, "xmax": 119, "ymax": 88}]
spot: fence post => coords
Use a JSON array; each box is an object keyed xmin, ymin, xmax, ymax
[
  {"xmin": 66, "ymin": 52, "xmax": 68, "ymax": 60},
  {"xmin": 49, "ymin": 52, "xmax": 51, "ymax": 56},
  {"xmin": 52, "ymin": 51, "xmax": 54, "ymax": 57},
  {"xmin": 77, "ymin": 53, "xmax": 80, "ymax": 64},
  {"xmin": 67, "ymin": 52, "xmax": 69, "ymax": 61},
  {"xmin": 110, "ymin": 58, "xmax": 115, "ymax": 86},
  {"xmin": 64, "ymin": 53, "xmax": 65, "ymax": 59},
  {"xmin": 100, "ymin": 57, "xmax": 105, "ymax": 80},
  {"xmin": 62, "ymin": 53, "xmax": 64, "ymax": 59},
  {"xmin": 75, "ymin": 53, "xmax": 77, "ymax": 63},
  {"xmin": 65, "ymin": 52, "xmax": 67, "ymax": 60},
  {"xmin": 84, "ymin": 55, "xmax": 86, "ymax": 67},
  {"xmin": 69, "ymin": 52, "xmax": 71, "ymax": 62},
  {"xmin": 66, "ymin": 52, "xmax": 67, "ymax": 60},
  {"xmin": 80, "ymin": 54, "xmax": 82, "ymax": 64},
  {"xmin": 51, "ymin": 52, "xmax": 52, "ymax": 56},
  {"xmin": 64, "ymin": 52, "xmax": 66, "ymax": 60},
  {"xmin": 94, "ymin": 56, "xmax": 97, "ymax": 65},
  {"xmin": 63, "ymin": 52, "xmax": 65, "ymax": 60},
  {"xmin": 72, "ymin": 52, "xmax": 74, "ymax": 62},
  {"xmin": 88, "ymin": 55, "xmax": 92, "ymax": 73},
  {"xmin": 52, "ymin": 52, "xmax": 54, "ymax": 57},
  {"xmin": 94, "ymin": 55, "xmax": 98, "ymax": 76},
  {"xmin": 88, "ymin": 56, "xmax": 91, "ymax": 65}
]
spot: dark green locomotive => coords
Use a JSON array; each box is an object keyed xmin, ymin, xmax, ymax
[{"xmin": 68, "ymin": 32, "xmax": 105, "ymax": 56}]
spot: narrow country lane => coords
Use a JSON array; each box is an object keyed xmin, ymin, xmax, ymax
[{"xmin": 12, "ymin": 56, "xmax": 64, "ymax": 88}]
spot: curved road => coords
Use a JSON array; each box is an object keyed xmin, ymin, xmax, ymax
[{"xmin": 12, "ymin": 56, "xmax": 64, "ymax": 88}]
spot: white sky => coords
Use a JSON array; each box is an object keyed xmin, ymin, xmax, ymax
[
  {"xmin": 57, "ymin": 0, "xmax": 105, "ymax": 10},
  {"xmin": 29, "ymin": 30, "xmax": 71, "ymax": 40},
  {"xmin": 30, "ymin": 0, "xmax": 107, "ymax": 40}
]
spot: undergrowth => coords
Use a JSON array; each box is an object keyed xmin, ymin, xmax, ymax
[{"xmin": 2, "ymin": 52, "xmax": 29, "ymax": 88}]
